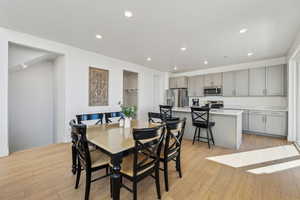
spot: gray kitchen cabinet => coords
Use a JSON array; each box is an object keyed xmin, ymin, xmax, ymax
[
  {"xmin": 222, "ymin": 71, "xmax": 235, "ymax": 96},
  {"xmin": 265, "ymin": 112, "xmax": 287, "ymax": 136},
  {"xmin": 188, "ymin": 75, "xmax": 204, "ymax": 96},
  {"xmin": 249, "ymin": 111, "xmax": 266, "ymax": 133},
  {"xmin": 235, "ymin": 69, "xmax": 249, "ymax": 96},
  {"xmin": 222, "ymin": 70, "xmax": 249, "ymax": 96},
  {"xmin": 242, "ymin": 110, "xmax": 249, "ymax": 131},
  {"xmin": 266, "ymin": 65, "xmax": 284, "ymax": 96},
  {"xmin": 204, "ymin": 73, "xmax": 222, "ymax": 87},
  {"xmin": 176, "ymin": 76, "xmax": 188, "ymax": 88},
  {"xmin": 169, "ymin": 77, "xmax": 177, "ymax": 89},
  {"xmin": 169, "ymin": 76, "xmax": 188, "ymax": 89},
  {"xmin": 249, "ymin": 67, "xmax": 266, "ymax": 96}
]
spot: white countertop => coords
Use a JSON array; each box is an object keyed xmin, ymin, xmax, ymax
[
  {"xmin": 223, "ymin": 105, "xmax": 288, "ymax": 112},
  {"xmin": 172, "ymin": 107, "xmax": 243, "ymax": 116}
]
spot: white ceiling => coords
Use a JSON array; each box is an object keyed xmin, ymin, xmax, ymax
[{"xmin": 1, "ymin": 0, "xmax": 300, "ymax": 72}]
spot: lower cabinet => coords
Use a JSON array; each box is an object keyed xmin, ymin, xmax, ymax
[
  {"xmin": 249, "ymin": 111, "xmax": 287, "ymax": 136},
  {"xmin": 242, "ymin": 110, "xmax": 249, "ymax": 131}
]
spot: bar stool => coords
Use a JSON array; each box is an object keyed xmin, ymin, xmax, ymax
[{"xmin": 190, "ymin": 107, "xmax": 215, "ymax": 148}]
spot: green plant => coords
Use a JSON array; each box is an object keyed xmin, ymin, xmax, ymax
[{"xmin": 121, "ymin": 105, "xmax": 137, "ymax": 118}]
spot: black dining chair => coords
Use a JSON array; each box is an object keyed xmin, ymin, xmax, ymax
[
  {"xmin": 76, "ymin": 113, "xmax": 104, "ymax": 125},
  {"xmin": 160, "ymin": 118, "xmax": 186, "ymax": 191},
  {"xmin": 159, "ymin": 105, "xmax": 173, "ymax": 121},
  {"xmin": 148, "ymin": 112, "xmax": 163, "ymax": 123},
  {"xmin": 114, "ymin": 125, "xmax": 165, "ymax": 200},
  {"xmin": 70, "ymin": 120, "xmax": 111, "ymax": 200},
  {"xmin": 191, "ymin": 107, "xmax": 215, "ymax": 148},
  {"xmin": 105, "ymin": 112, "xmax": 123, "ymax": 123}
]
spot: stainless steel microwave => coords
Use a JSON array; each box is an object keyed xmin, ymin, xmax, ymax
[{"xmin": 204, "ymin": 87, "xmax": 222, "ymax": 96}]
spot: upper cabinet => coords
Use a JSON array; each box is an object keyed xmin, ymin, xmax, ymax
[
  {"xmin": 169, "ymin": 76, "xmax": 188, "ymax": 89},
  {"xmin": 266, "ymin": 64, "xmax": 284, "ymax": 96},
  {"xmin": 222, "ymin": 71, "xmax": 235, "ymax": 96},
  {"xmin": 204, "ymin": 73, "xmax": 222, "ymax": 87},
  {"xmin": 249, "ymin": 67, "xmax": 266, "ymax": 96},
  {"xmin": 222, "ymin": 70, "xmax": 249, "ymax": 96},
  {"xmin": 188, "ymin": 75, "xmax": 204, "ymax": 97}
]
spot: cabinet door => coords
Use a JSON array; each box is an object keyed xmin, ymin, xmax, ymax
[
  {"xmin": 204, "ymin": 74, "xmax": 213, "ymax": 87},
  {"xmin": 212, "ymin": 73, "xmax": 222, "ymax": 86},
  {"xmin": 222, "ymin": 71, "xmax": 235, "ymax": 96},
  {"xmin": 196, "ymin": 75, "xmax": 204, "ymax": 96},
  {"xmin": 249, "ymin": 111, "xmax": 266, "ymax": 132},
  {"xmin": 242, "ymin": 110, "xmax": 249, "ymax": 131},
  {"xmin": 176, "ymin": 76, "xmax": 188, "ymax": 88},
  {"xmin": 188, "ymin": 76, "xmax": 197, "ymax": 96},
  {"xmin": 235, "ymin": 69, "xmax": 249, "ymax": 96},
  {"xmin": 266, "ymin": 65, "xmax": 284, "ymax": 96},
  {"xmin": 265, "ymin": 112, "xmax": 287, "ymax": 136},
  {"xmin": 249, "ymin": 67, "xmax": 266, "ymax": 96},
  {"xmin": 169, "ymin": 78, "xmax": 177, "ymax": 89}
]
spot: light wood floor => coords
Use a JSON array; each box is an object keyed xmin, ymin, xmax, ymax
[{"xmin": 1, "ymin": 134, "xmax": 300, "ymax": 200}]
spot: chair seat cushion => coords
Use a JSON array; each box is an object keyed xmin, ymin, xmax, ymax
[
  {"xmin": 90, "ymin": 150, "xmax": 110, "ymax": 168},
  {"xmin": 111, "ymin": 153, "xmax": 155, "ymax": 177},
  {"xmin": 193, "ymin": 121, "xmax": 215, "ymax": 128}
]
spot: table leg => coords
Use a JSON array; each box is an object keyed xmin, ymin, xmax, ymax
[{"xmin": 111, "ymin": 153, "xmax": 122, "ymax": 200}]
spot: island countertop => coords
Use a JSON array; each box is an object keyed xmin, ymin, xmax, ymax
[{"xmin": 172, "ymin": 107, "xmax": 243, "ymax": 116}]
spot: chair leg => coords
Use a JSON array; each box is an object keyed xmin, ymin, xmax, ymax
[
  {"xmin": 192, "ymin": 127, "xmax": 197, "ymax": 144},
  {"xmin": 197, "ymin": 128, "xmax": 201, "ymax": 142},
  {"xmin": 133, "ymin": 182, "xmax": 137, "ymax": 200},
  {"xmin": 164, "ymin": 161, "xmax": 169, "ymax": 191},
  {"xmin": 75, "ymin": 160, "xmax": 81, "ymax": 189},
  {"xmin": 209, "ymin": 127, "xmax": 215, "ymax": 145},
  {"xmin": 71, "ymin": 145, "xmax": 77, "ymax": 175},
  {"xmin": 85, "ymin": 170, "xmax": 91, "ymax": 200},
  {"xmin": 155, "ymin": 167, "xmax": 161, "ymax": 199},
  {"xmin": 206, "ymin": 129, "xmax": 211, "ymax": 149},
  {"xmin": 177, "ymin": 155, "xmax": 182, "ymax": 178},
  {"xmin": 110, "ymin": 171, "xmax": 113, "ymax": 198}
]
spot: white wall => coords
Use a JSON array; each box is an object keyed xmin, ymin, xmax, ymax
[
  {"xmin": 0, "ymin": 27, "xmax": 166, "ymax": 156},
  {"xmin": 8, "ymin": 61, "xmax": 54, "ymax": 152}
]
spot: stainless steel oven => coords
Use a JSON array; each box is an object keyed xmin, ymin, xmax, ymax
[{"xmin": 204, "ymin": 87, "xmax": 222, "ymax": 96}]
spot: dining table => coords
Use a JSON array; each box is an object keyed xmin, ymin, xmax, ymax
[{"xmin": 86, "ymin": 120, "xmax": 162, "ymax": 200}]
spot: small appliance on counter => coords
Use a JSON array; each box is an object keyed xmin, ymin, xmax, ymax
[
  {"xmin": 192, "ymin": 98, "xmax": 199, "ymax": 106},
  {"xmin": 205, "ymin": 100, "xmax": 224, "ymax": 109}
]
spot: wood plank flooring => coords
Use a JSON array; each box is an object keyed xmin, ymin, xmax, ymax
[{"xmin": 1, "ymin": 134, "xmax": 299, "ymax": 200}]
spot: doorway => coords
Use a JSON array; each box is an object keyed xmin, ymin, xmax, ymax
[
  {"xmin": 8, "ymin": 43, "xmax": 65, "ymax": 153},
  {"xmin": 123, "ymin": 70, "xmax": 138, "ymax": 118}
]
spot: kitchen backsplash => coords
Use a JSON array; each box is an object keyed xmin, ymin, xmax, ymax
[{"xmin": 189, "ymin": 96, "xmax": 287, "ymax": 107}]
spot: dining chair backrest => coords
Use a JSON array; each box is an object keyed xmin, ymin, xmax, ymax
[
  {"xmin": 69, "ymin": 120, "xmax": 92, "ymax": 170},
  {"xmin": 191, "ymin": 107, "xmax": 210, "ymax": 126},
  {"xmin": 164, "ymin": 118, "xmax": 187, "ymax": 158},
  {"xmin": 148, "ymin": 112, "xmax": 162, "ymax": 123},
  {"xmin": 76, "ymin": 113, "xmax": 104, "ymax": 125},
  {"xmin": 132, "ymin": 125, "xmax": 166, "ymax": 177},
  {"xmin": 159, "ymin": 105, "xmax": 173, "ymax": 121},
  {"xmin": 105, "ymin": 112, "xmax": 123, "ymax": 124}
]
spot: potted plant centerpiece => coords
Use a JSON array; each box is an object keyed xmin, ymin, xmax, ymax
[{"xmin": 121, "ymin": 105, "xmax": 137, "ymax": 128}]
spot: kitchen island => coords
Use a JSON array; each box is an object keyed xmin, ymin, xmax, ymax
[{"xmin": 173, "ymin": 107, "xmax": 243, "ymax": 149}]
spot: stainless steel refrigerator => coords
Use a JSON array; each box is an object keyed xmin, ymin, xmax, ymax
[{"xmin": 165, "ymin": 89, "xmax": 188, "ymax": 107}]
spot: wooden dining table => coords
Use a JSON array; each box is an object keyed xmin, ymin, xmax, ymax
[{"xmin": 86, "ymin": 120, "xmax": 162, "ymax": 200}]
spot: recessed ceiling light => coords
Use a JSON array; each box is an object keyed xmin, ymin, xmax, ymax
[
  {"xmin": 240, "ymin": 28, "xmax": 248, "ymax": 34},
  {"xmin": 248, "ymin": 52, "xmax": 254, "ymax": 56},
  {"xmin": 22, "ymin": 64, "xmax": 27, "ymax": 69},
  {"xmin": 147, "ymin": 57, "xmax": 152, "ymax": 61},
  {"xmin": 124, "ymin": 10, "xmax": 133, "ymax": 18},
  {"xmin": 180, "ymin": 47, "xmax": 187, "ymax": 51},
  {"xmin": 174, "ymin": 66, "xmax": 177, "ymax": 70},
  {"xmin": 96, "ymin": 34, "xmax": 103, "ymax": 39},
  {"xmin": 204, "ymin": 60, "xmax": 208, "ymax": 65}
]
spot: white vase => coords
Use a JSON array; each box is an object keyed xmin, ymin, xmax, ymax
[{"xmin": 124, "ymin": 117, "xmax": 131, "ymax": 128}]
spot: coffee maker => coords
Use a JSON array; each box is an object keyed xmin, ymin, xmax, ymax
[{"xmin": 192, "ymin": 98, "xmax": 199, "ymax": 106}]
